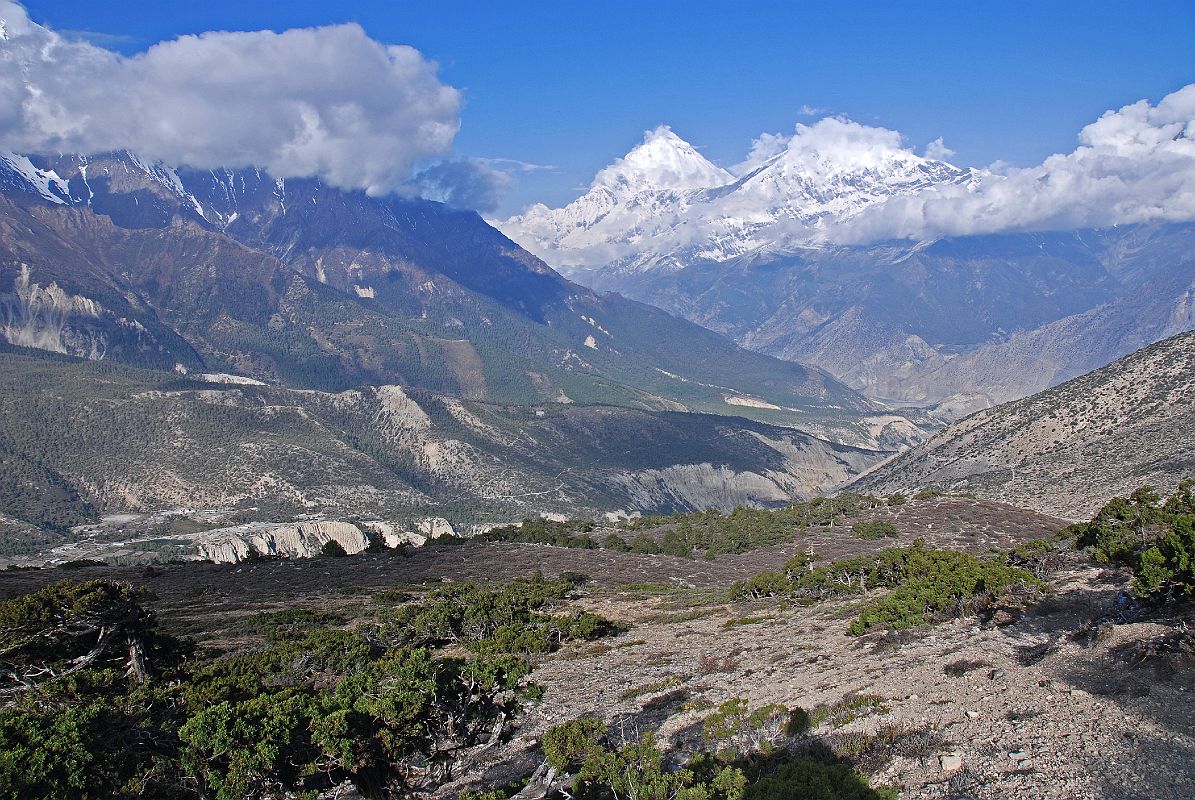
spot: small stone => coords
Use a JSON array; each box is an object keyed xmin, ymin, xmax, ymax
[
  {"xmin": 989, "ymin": 668, "xmax": 1006, "ymax": 681},
  {"xmin": 906, "ymin": 693, "xmax": 920, "ymax": 701},
  {"xmin": 940, "ymin": 751, "xmax": 964, "ymax": 772},
  {"xmin": 966, "ymin": 710, "xmax": 980, "ymax": 719},
  {"xmin": 1009, "ymin": 750, "xmax": 1030, "ymax": 762}
]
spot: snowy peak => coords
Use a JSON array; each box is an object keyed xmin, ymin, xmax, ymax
[
  {"xmin": 498, "ymin": 117, "xmax": 978, "ymax": 277},
  {"xmin": 593, "ymin": 126, "xmax": 733, "ymax": 195}
]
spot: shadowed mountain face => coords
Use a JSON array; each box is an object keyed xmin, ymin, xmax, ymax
[
  {"xmin": 850, "ymin": 330, "xmax": 1195, "ymax": 519},
  {"xmin": 0, "ymin": 152, "xmax": 907, "ymax": 448},
  {"xmin": 583, "ymin": 226, "xmax": 1195, "ymax": 415}
]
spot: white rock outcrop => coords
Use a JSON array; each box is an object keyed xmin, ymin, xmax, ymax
[
  {"xmin": 359, "ymin": 520, "xmax": 428, "ymax": 549},
  {"xmin": 416, "ymin": 517, "xmax": 456, "ymax": 539},
  {"xmin": 188, "ymin": 521, "xmax": 369, "ymax": 563}
]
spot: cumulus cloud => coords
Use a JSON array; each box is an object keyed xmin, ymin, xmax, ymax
[
  {"xmin": 0, "ymin": 1, "xmax": 461, "ymax": 195},
  {"xmin": 834, "ymin": 83, "xmax": 1195, "ymax": 243},
  {"xmin": 733, "ymin": 117, "xmax": 910, "ymax": 178},
  {"xmin": 923, "ymin": 136, "xmax": 955, "ymax": 161},
  {"xmin": 783, "ymin": 116, "xmax": 910, "ymax": 169},
  {"xmin": 409, "ymin": 159, "xmax": 512, "ymax": 212},
  {"xmin": 731, "ymin": 131, "xmax": 790, "ymax": 175}
]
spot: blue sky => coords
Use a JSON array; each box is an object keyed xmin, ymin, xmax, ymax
[{"xmin": 20, "ymin": 0, "xmax": 1195, "ymax": 216}]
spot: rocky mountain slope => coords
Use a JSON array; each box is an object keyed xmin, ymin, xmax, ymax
[
  {"xmin": 0, "ymin": 151, "xmax": 900, "ymax": 443},
  {"xmin": 850, "ymin": 331, "xmax": 1195, "ymax": 518},
  {"xmin": 0, "ymin": 346, "xmax": 887, "ymax": 553},
  {"xmin": 499, "ymin": 131, "xmax": 1194, "ymax": 416},
  {"xmin": 623, "ymin": 225, "xmax": 1195, "ymax": 413}
]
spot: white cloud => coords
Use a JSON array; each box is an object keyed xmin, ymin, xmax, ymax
[
  {"xmin": 409, "ymin": 159, "xmax": 511, "ymax": 212},
  {"xmin": 477, "ymin": 157, "xmax": 555, "ymax": 173},
  {"xmin": 834, "ymin": 83, "xmax": 1195, "ymax": 243},
  {"xmin": 0, "ymin": 1, "xmax": 461, "ymax": 195},
  {"xmin": 732, "ymin": 117, "xmax": 909, "ymax": 176},
  {"xmin": 924, "ymin": 136, "xmax": 955, "ymax": 161},
  {"xmin": 731, "ymin": 131, "xmax": 790, "ymax": 175},
  {"xmin": 782, "ymin": 116, "xmax": 909, "ymax": 169}
]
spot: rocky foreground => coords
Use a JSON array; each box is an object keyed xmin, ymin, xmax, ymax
[{"xmin": 3, "ymin": 496, "xmax": 1190, "ymax": 799}]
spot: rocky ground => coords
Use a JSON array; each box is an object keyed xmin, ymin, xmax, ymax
[{"xmin": 1, "ymin": 497, "xmax": 1190, "ymax": 799}]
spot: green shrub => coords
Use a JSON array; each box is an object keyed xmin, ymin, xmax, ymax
[
  {"xmin": 602, "ymin": 533, "xmax": 631, "ymax": 552},
  {"xmin": 482, "ymin": 517, "xmax": 597, "ymax": 548},
  {"xmin": 851, "ymin": 521, "xmax": 898, "ymax": 540},
  {"xmin": 490, "ymin": 496, "xmax": 885, "ymax": 561},
  {"xmin": 374, "ymin": 574, "xmax": 626, "ymax": 655},
  {"xmin": 629, "ymin": 533, "xmax": 662, "ymax": 555},
  {"xmin": 702, "ymin": 698, "xmax": 806, "ymax": 761},
  {"xmin": 543, "ymin": 718, "xmax": 747, "ymax": 800},
  {"xmin": 731, "ymin": 540, "xmax": 1043, "ymax": 634},
  {"xmin": 232, "ymin": 608, "xmax": 343, "ymax": 640},
  {"xmin": 0, "ymin": 576, "xmax": 606, "ymax": 798},
  {"xmin": 847, "ymin": 551, "xmax": 1041, "ymax": 635},
  {"xmin": 1069, "ymin": 480, "xmax": 1195, "ymax": 600},
  {"xmin": 543, "ymin": 714, "xmax": 895, "ymax": 800},
  {"xmin": 320, "ymin": 540, "xmax": 348, "ymax": 557},
  {"xmin": 745, "ymin": 757, "xmax": 897, "ymax": 800}
]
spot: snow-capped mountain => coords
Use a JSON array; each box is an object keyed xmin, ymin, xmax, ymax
[{"xmin": 499, "ymin": 119, "xmax": 978, "ymax": 277}]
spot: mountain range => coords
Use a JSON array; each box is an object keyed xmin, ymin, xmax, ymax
[
  {"xmin": 499, "ymin": 128, "xmax": 1195, "ymax": 414},
  {"xmin": 501, "ymin": 124, "xmax": 976, "ymax": 277},
  {"xmin": 0, "ymin": 149, "xmax": 936, "ymax": 548},
  {"xmin": 0, "ymin": 150, "xmax": 922, "ymax": 450}
]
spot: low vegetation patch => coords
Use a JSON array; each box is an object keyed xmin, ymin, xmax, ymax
[
  {"xmin": 0, "ymin": 573, "xmax": 625, "ymax": 799},
  {"xmin": 1068, "ymin": 480, "xmax": 1195, "ymax": 602},
  {"xmin": 486, "ymin": 494, "xmax": 893, "ymax": 560},
  {"xmin": 809, "ymin": 693, "xmax": 888, "ymax": 730},
  {"xmin": 231, "ymin": 608, "xmax": 344, "ymax": 639},
  {"xmin": 851, "ymin": 520, "xmax": 898, "ymax": 540},
  {"xmin": 374, "ymin": 572, "xmax": 626, "ymax": 656},
  {"xmin": 543, "ymin": 703, "xmax": 897, "ymax": 800},
  {"xmin": 732, "ymin": 539, "xmax": 1046, "ymax": 635}
]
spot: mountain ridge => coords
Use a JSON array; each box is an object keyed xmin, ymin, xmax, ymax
[
  {"xmin": 0, "ymin": 343, "xmax": 889, "ymax": 546},
  {"xmin": 849, "ymin": 330, "xmax": 1195, "ymax": 518},
  {"xmin": 499, "ymin": 121, "xmax": 976, "ymax": 276},
  {"xmin": 0, "ymin": 150, "xmax": 922, "ymax": 450}
]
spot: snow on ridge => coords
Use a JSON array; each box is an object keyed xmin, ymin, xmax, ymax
[
  {"xmin": 497, "ymin": 119, "xmax": 977, "ymax": 277},
  {"xmin": 0, "ymin": 153, "xmax": 70, "ymax": 204}
]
